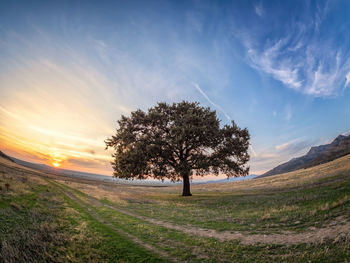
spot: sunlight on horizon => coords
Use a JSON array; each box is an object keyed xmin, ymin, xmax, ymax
[
  {"xmin": 1, "ymin": 0, "xmax": 349, "ymax": 176},
  {"xmin": 52, "ymin": 162, "xmax": 61, "ymax": 168}
]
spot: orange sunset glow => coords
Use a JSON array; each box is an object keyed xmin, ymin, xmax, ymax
[
  {"xmin": 1, "ymin": 0, "xmax": 349, "ymax": 178},
  {"xmin": 1, "ymin": 2, "xmax": 350, "ymax": 262},
  {"xmin": 52, "ymin": 162, "xmax": 61, "ymax": 168},
  {"xmin": 0, "ymin": 58, "xmax": 118, "ymax": 175}
]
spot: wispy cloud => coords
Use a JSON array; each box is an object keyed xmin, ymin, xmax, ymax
[
  {"xmin": 193, "ymin": 82, "xmax": 231, "ymax": 122},
  {"xmin": 275, "ymin": 138, "xmax": 306, "ymax": 152},
  {"xmin": 285, "ymin": 104, "xmax": 292, "ymax": 123},
  {"xmin": 250, "ymin": 137, "xmax": 316, "ymax": 174},
  {"xmin": 345, "ymin": 72, "xmax": 350, "ymax": 87},
  {"xmin": 254, "ymin": 2, "xmax": 264, "ymax": 17},
  {"xmin": 0, "ymin": 20, "xmax": 227, "ymax": 174},
  {"xmin": 244, "ymin": 4, "xmax": 350, "ymax": 97},
  {"xmin": 341, "ymin": 130, "xmax": 350, "ymax": 136},
  {"xmin": 246, "ymin": 38, "xmax": 303, "ymax": 90}
]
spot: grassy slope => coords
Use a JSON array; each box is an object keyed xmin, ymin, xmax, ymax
[
  {"xmin": 1, "ymin": 155, "xmax": 350, "ymax": 262},
  {"xmin": 62, "ymin": 155, "xmax": 350, "ymax": 233},
  {"xmin": 0, "ymin": 158, "xmax": 166, "ymax": 263}
]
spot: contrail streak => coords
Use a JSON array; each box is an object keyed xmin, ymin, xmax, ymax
[
  {"xmin": 249, "ymin": 145, "xmax": 257, "ymax": 157},
  {"xmin": 192, "ymin": 83, "xmax": 256, "ymax": 158},
  {"xmin": 192, "ymin": 83, "xmax": 231, "ymax": 122}
]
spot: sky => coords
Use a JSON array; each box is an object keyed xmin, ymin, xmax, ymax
[{"xmin": 1, "ymin": 0, "xmax": 350, "ymax": 177}]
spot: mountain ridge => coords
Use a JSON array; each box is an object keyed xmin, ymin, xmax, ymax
[
  {"xmin": 0, "ymin": 150, "xmax": 15, "ymax": 163},
  {"xmin": 259, "ymin": 134, "xmax": 350, "ymax": 178}
]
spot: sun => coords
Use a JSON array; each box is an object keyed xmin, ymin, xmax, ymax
[
  {"xmin": 52, "ymin": 162, "xmax": 61, "ymax": 168},
  {"xmin": 49, "ymin": 150, "xmax": 65, "ymax": 168}
]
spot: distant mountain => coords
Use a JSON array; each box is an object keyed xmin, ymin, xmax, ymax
[
  {"xmin": 1, "ymin": 150, "xmax": 257, "ymax": 185},
  {"xmin": 0, "ymin": 151, "xmax": 15, "ymax": 163},
  {"xmin": 259, "ymin": 134, "xmax": 350, "ymax": 178},
  {"xmin": 8, "ymin": 156, "xmax": 119, "ymax": 182}
]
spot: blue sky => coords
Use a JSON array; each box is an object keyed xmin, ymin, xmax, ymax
[{"xmin": 0, "ymin": 0, "xmax": 350, "ymax": 175}]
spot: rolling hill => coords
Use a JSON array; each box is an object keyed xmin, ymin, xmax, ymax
[
  {"xmin": 1, "ymin": 145, "xmax": 350, "ymax": 262},
  {"xmin": 0, "ymin": 151, "xmax": 254, "ymax": 185},
  {"xmin": 0, "ymin": 151, "xmax": 14, "ymax": 163}
]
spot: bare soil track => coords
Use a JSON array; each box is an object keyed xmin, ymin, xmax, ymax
[
  {"xmin": 56, "ymin": 185, "xmax": 179, "ymax": 263},
  {"xmin": 2, "ymin": 155, "xmax": 350, "ymax": 253},
  {"xmin": 57, "ymin": 181, "xmax": 350, "ymax": 246}
]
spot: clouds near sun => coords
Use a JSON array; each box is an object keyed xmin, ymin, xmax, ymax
[{"xmin": 1, "ymin": 0, "xmax": 350, "ymax": 175}]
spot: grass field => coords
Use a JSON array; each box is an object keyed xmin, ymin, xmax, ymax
[{"xmin": 1, "ymin": 155, "xmax": 350, "ymax": 262}]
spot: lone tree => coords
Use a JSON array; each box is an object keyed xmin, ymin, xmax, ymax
[{"xmin": 105, "ymin": 101, "xmax": 250, "ymax": 196}]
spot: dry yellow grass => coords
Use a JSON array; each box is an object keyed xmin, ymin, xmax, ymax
[
  {"xmin": 0, "ymin": 161, "xmax": 37, "ymax": 195},
  {"xmin": 1, "ymin": 154, "xmax": 350, "ymax": 262},
  {"xmin": 58, "ymin": 180, "xmax": 129, "ymax": 205},
  {"xmin": 0, "ymin": 157, "xmax": 49, "ymax": 188},
  {"xmin": 191, "ymin": 154, "xmax": 350, "ymax": 193},
  {"xmin": 1, "ymin": 153, "xmax": 349, "ymax": 206},
  {"xmin": 9, "ymin": 153, "xmax": 347, "ymax": 205}
]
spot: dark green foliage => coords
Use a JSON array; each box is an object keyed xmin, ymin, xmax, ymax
[{"xmin": 106, "ymin": 101, "xmax": 250, "ymax": 195}]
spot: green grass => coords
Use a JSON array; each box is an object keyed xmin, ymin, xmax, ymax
[
  {"xmin": 0, "ymin": 169, "xmax": 168, "ymax": 263},
  {"xmin": 59, "ymin": 191, "xmax": 167, "ymax": 263},
  {"xmin": 50, "ymin": 176, "xmax": 350, "ymax": 263},
  {"xmin": 1, "ymin": 158, "xmax": 350, "ymax": 262},
  {"xmin": 94, "ymin": 171, "xmax": 350, "ymax": 234}
]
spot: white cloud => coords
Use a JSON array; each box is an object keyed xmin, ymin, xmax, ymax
[
  {"xmin": 244, "ymin": 4, "xmax": 350, "ymax": 97},
  {"xmin": 345, "ymin": 72, "xmax": 350, "ymax": 87},
  {"xmin": 285, "ymin": 104, "xmax": 292, "ymax": 123},
  {"xmin": 250, "ymin": 137, "xmax": 314, "ymax": 174},
  {"xmin": 275, "ymin": 138, "xmax": 301, "ymax": 151},
  {"xmin": 246, "ymin": 38, "xmax": 303, "ymax": 90},
  {"xmin": 246, "ymin": 37, "xmax": 350, "ymax": 97},
  {"xmin": 254, "ymin": 2, "xmax": 264, "ymax": 17},
  {"xmin": 0, "ymin": 27, "xmax": 205, "ymax": 174},
  {"xmin": 341, "ymin": 130, "xmax": 350, "ymax": 136}
]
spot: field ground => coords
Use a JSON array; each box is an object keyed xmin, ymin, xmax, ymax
[{"xmin": 1, "ymin": 155, "xmax": 350, "ymax": 262}]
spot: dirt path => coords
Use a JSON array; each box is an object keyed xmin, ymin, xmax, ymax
[
  {"xmin": 82, "ymin": 191, "xmax": 350, "ymax": 245},
  {"xmin": 57, "ymin": 186, "xmax": 179, "ymax": 263},
  {"xmin": 54, "ymin": 178, "xmax": 350, "ymax": 246},
  {"xmin": 3, "ymin": 157, "xmax": 349, "ymax": 250}
]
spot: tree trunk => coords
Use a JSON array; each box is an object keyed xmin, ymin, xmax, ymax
[{"xmin": 182, "ymin": 173, "xmax": 192, "ymax": 196}]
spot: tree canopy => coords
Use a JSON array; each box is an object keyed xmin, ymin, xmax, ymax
[{"xmin": 105, "ymin": 101, "xmax": 250, "ymax": 196}]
